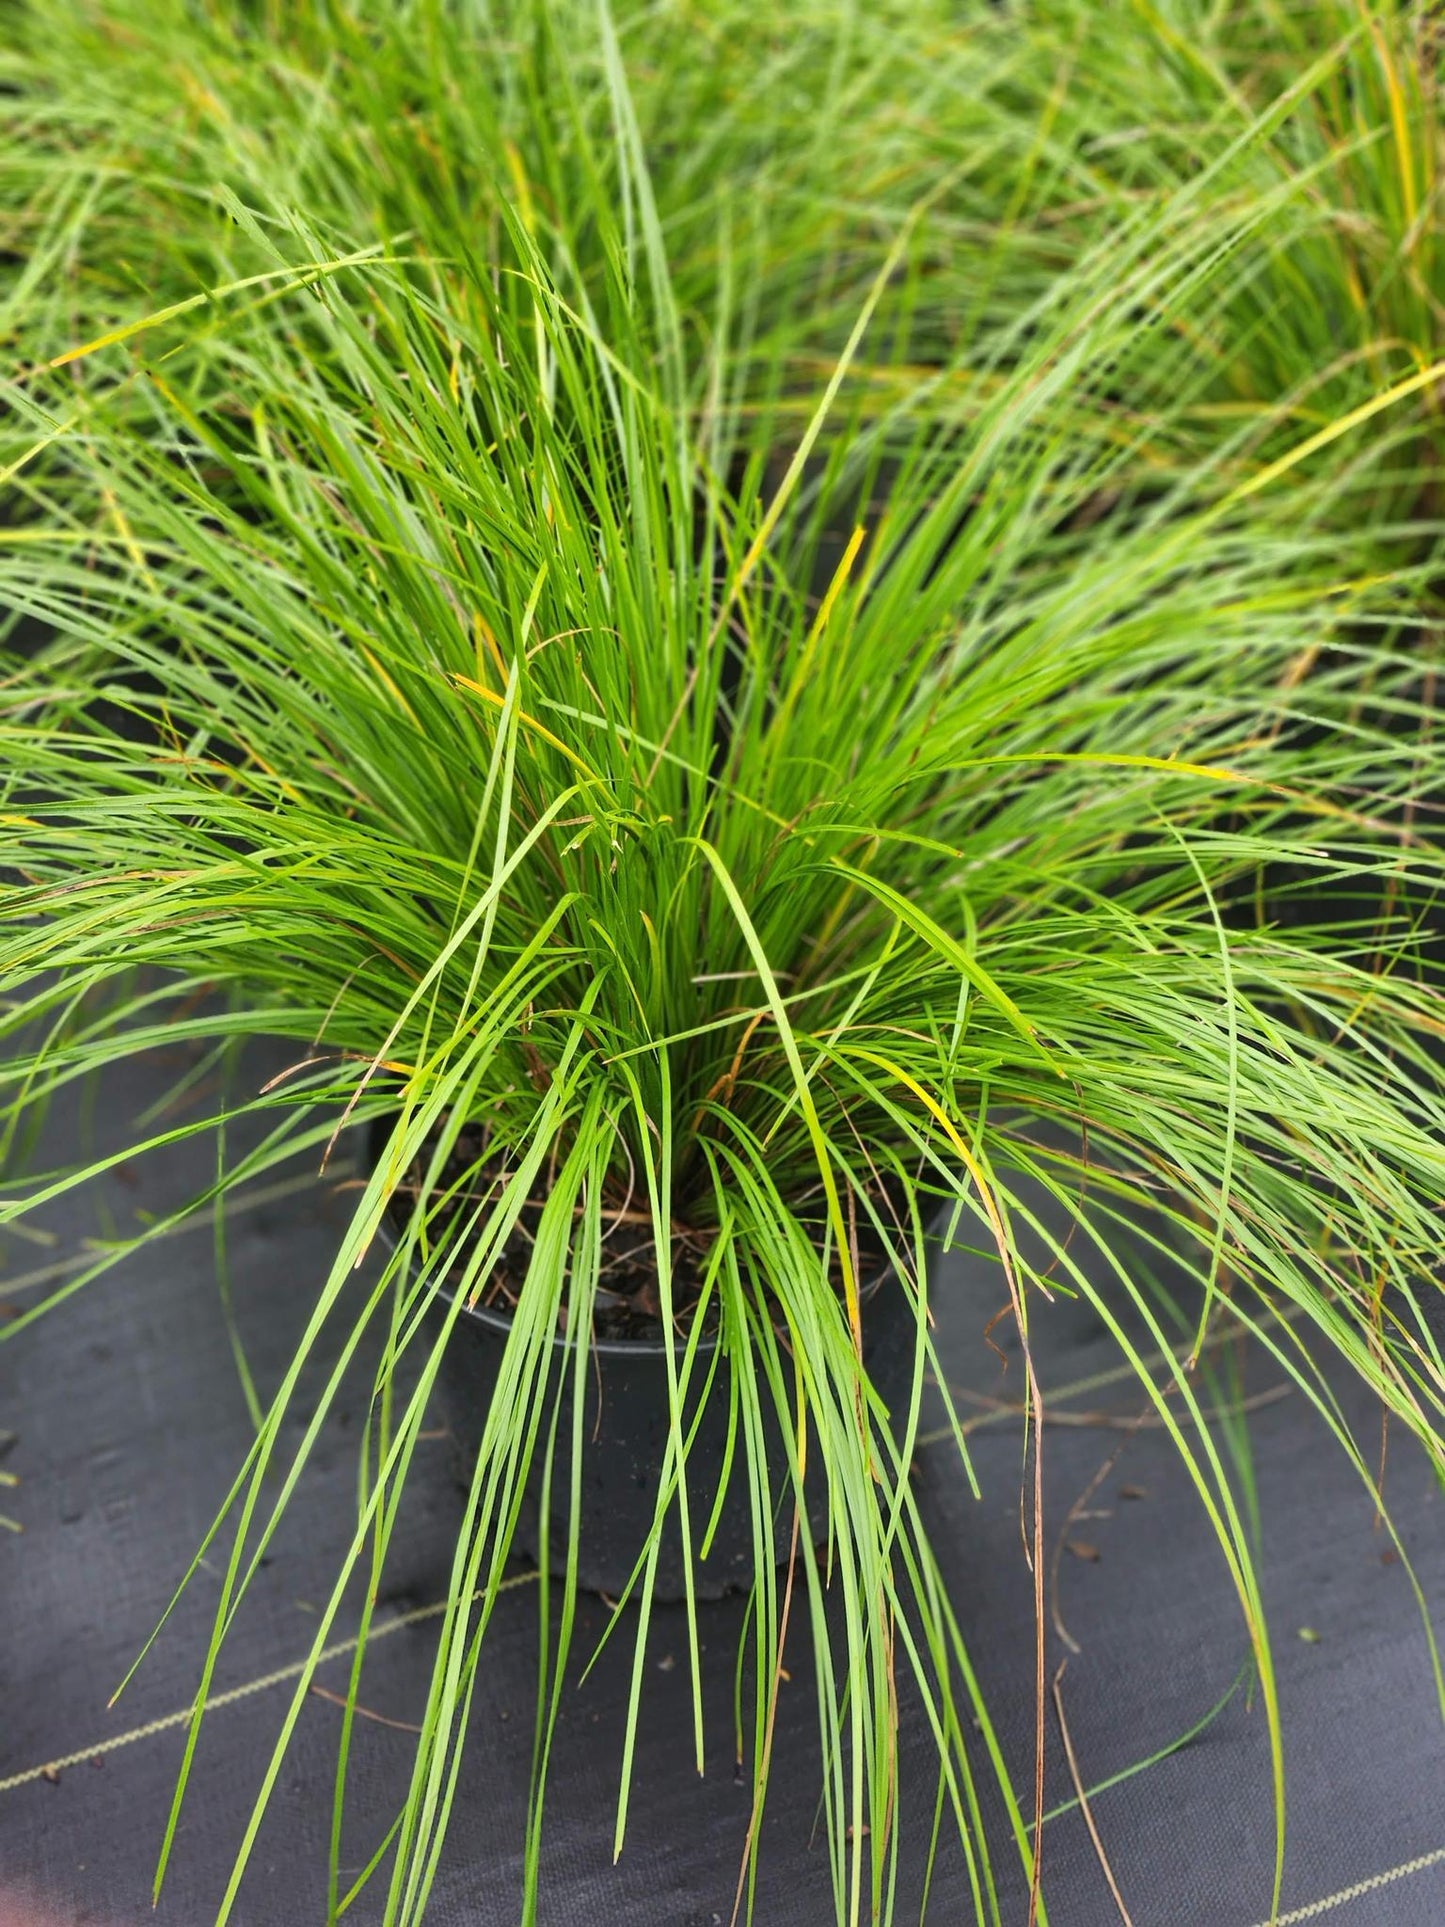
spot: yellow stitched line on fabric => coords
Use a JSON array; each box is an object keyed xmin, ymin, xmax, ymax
[
  {"xmin": 0, "ymin": 1569, "xmax": 539, "ymax": 1795},
  {"xmin": 0, "ymin": 1415, "xmax": 993, "ymax": 1794},
  {"xmin": 0, "ymin": 1159, "xmax": 359, "ymax": 1301},
  {"xmin": 6, "ymin": 1572, "xmax": 1444, "ymax": 1927},
  {"xmin": 1249, "ymin": 1847, "xmax": 1445, "ymax": 1925}
]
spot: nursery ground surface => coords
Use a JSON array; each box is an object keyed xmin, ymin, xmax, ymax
[{"xmin": 2, "ymin": 1039, "xmax": 1443, "ymax": 1927}]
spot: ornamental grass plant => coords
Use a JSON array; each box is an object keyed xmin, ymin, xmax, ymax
[{"xmin": 3, "ymin": 4, "xmax": 1445, "ymax": 1924}]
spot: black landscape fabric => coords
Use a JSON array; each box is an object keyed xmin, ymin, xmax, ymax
[{"xmin": 3, "ymin": 1042, "xmax": 1443, "ymax": 1926}]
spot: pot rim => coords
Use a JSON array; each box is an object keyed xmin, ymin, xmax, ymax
[{"xmin": 366, "ymin": 1118, "xmax": 898, "ymax": 1359}]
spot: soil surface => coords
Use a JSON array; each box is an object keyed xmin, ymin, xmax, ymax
[{"xmin": 381, "ymin": 1121, "xmax": 906, "ymax": 1344}]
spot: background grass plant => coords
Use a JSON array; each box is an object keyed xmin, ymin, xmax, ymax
[{"xmin": 957, "ymin": 0, "xmax": 1445, "ymax": 559}]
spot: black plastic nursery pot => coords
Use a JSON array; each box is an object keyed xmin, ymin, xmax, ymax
[{"xmin": 370, "ymin": 1122, "xmax": 922, "ymax": 1601}]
